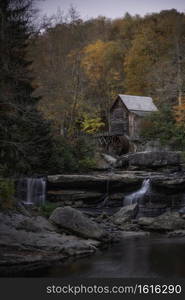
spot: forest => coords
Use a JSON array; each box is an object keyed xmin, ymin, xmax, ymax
[
  {"xmin": 2, "ymin": 1, "xmax": 185, "ymax": 281},
  {"xmin": 1, "ymin": 0, "xmax": 185, "ymax": 177}
]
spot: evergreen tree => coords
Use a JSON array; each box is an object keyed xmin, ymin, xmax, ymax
[{"xmin": 0, "ymin": 0, "xmax": 52, "ymax": 176}]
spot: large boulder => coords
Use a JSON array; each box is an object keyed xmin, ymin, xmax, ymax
[
  {"xmin": 137, "ymin": 217, "xmax": 155, "ymax": 227},
  {"xmin": 49, "ymin": 206, "xmax": 109, "ymax": 241},
  {"xmin": 116, "ymin": 151, "xmax": 182, "ymax": 170},
  {"xmin": 138, "ymin": 212, "xmax": 185, "ymax": 231},
  {"xmin": 112, "ymin": 204, "xmax": 138, "ymax": 225},
  {"xmin": 0, "ymin": 211, "xmax": 101, "ymax": 276},
  {"xmin": 129, "ymin": 151, "xmax": 182, "ymax": 169}
]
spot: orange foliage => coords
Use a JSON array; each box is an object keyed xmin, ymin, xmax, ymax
[{"xmin": 174, "ymin": 97, "xmax": 185, "ymax": 125}]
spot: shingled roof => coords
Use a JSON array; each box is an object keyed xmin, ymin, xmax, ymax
[{"xmin": 118, "ymin": 94, "xmax": 158, "ymax": 112}]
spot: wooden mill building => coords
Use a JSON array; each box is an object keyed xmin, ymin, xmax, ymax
[{"xmin": 98, "ymin": 94, "xmax": 158, "ymax": 154}]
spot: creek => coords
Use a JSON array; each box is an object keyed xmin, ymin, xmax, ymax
[
  {"xmin": 12, "ymin": 171, "xmax": 185, "ymax": 278},
  {"xmin": 18, "ymin": 235, "xmax": 185, "ymax": 278}
]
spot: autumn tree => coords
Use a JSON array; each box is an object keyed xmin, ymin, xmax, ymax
[
  {"xmin": 125, "ymin": 10, "xmax": 185, "ymax": 108},
  {"xmin": 81, "ymin": 39, "xmax": 125, "ymax": 130}
]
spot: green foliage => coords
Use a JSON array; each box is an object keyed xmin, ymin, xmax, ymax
[
  {"xmin": 124, "ymin": 10, "xmax": 185, "ymax": 106},
  {"xmin": 141, "ymin": 107, "xmax": 174, "ymax": 142},
  {"xmin": 0, "ymin": 178, "xmax": 15, "ymax": 209},
  {"xmin": 0, "ymin": 0, "xmax": 53, "ymax": 177},
  {"xmin": 141, "ymin": 106, "xmax": 185, "ymax": 150},
  {"xmin": 39, "ymin": 202, "xmax": 58, "ymax": 218},
  {"xmin": 48, "ymin": 135, "xmax": 96, "ymax": 173},
  {"xmin": 81, "ymin": 114, "xmax": 105, "ymax": 134},
  {"xmin": 49, "ymin": 136, "xmax": 78, "ymax": 173},
  {"xmin": 78, "ymin": 157, "xmax": 96, "ymax": 170}
]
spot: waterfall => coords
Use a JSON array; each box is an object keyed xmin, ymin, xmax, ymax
[
  {"xmin": 98, "ymin": 167, "xmax": 114, "ymax": 208},
  {"xmin": 18, "ymin": 178, "xmax": 46, "ymax": 206},
  {"xmin": 123, "ymin": 179, "xmax": 151, "ymax": 206}
]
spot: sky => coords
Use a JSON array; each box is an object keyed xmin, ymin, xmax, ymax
[{"xmin": 36, "ymin": 0, "xmax": 185, "ymax": 19}]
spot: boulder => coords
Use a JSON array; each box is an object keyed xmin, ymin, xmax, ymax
[
  {"xmin": 138, "ymin": 212, "xmax": 185, "ymax": 231},
  {"xmin": 119, "ymin": 222, "xmax": 140, "ymax": 231},
  {"xmin": 129, "ymin": 151, "xmax": 182, "ymax": 169},
  {"xmin": 16, "ymin": 216, "xmax": 57, "ymax": 232},
  {"xmin": 49, "ymin": 206, "xmax": 109, "ymax": 241},
  {"xmin": 138, "ymin": 217, "xmax": 155, "ymax": 227},
  {"xmin": 167, "ymin": 230, "xmax": 185, "ymax": 238},
  {"xmin": 0, "ymin": 211, "xmax": 101, "ymax": 276},
  {"xmin": 116, "ymin": 151, "xmax": 182, "ymax": 170},
  {"xmin": 112, "ymin": 204, "xmax": 138, "ymax": 225}
]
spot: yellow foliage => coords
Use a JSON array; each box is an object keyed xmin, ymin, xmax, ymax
[
  {"xmin": 174, "ymin": 98, "xmax": 185, "ymax": 125},
  {"xmin": 81, "ymin": 40, "xmax": 124, "ymax": 85},
  {"xmin": 81, "ymin": 114, "xmax": 105, "ymax": 134}
]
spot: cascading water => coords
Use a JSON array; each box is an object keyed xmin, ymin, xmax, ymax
[
  {"xmin": 123, "ymin": 178, "xmax": 151, "ymax": 206},
  {"xmin": 18, "ymin": 178, "xmax": 46, "ymax": 206},
  {"xmin": 98, "ymin": 167, "xmax": 114, "ymax": 208}
]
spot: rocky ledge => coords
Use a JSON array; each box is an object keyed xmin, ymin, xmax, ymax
[
  {"xmin": 0, "ymin": 207, "xmax": 112, "ymax": 276},
  {"xmin": 115, "ymin": 151, "xmax": 183, "ymax": 170},
  {"xmin": 47, "ymin": 171, "xmax": 185, "ymax": 216},
  {"xmin": 1, "ymin": 202, "xmax": 185, "ymax": 276}
]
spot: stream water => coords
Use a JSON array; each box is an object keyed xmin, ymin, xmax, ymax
[
  {"xmin": 14, "ymin": 177, "xmax": 185, "ymax": 278},
  {"xmin": 22, "ymin": 235, "xmax": 185, "ymax": 278},
  {"xmin": 18, "ymin": 177, "xmax": 46, "ymax": 206},
  {"xmin": 123, "ymin": 178, "xmax": 151, "ymax": 206}
]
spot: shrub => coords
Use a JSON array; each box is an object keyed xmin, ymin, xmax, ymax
[
  {"xmin": 0, "ymin": 178, "xmax": 15, "ymax": 209},
  {"xmin": 79, "ymin": 157, "xmax": 96, "ymax": 170},
  {"xmin": 39, "ymin": 202, "xmax": 59, "ymax": 218},
  {"xmin": 48, "ymin": 135, "xmax": 96, "ymax": 173}
]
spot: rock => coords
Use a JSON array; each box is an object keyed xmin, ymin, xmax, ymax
[
  {"xmin": 152, "ymin": 177, "xmax": 185, "ymax": 192},
  {"xmin": 47, "ymin": 190, "xmax": 103, "ymax": 203},
  {"xmin": 101, "ymin": 153, "xmax": 117, "ymax": 167},
  {"xmin": 138, "ymin": 212, "xmax": 185, "ymax": 231},
  {"xmin": 16, "ymin": 216, "xmax": 57, "ymax": 232},
  {"xmin": 129, "ymin": 151, "xmax": 182, "ymax": 169},
  {"xmin": 120, "ymin": 231, "xmax": 150, "ymax": 238},
  {"xmin": 47, "ymin": 173, "xmax": 142, "ymax": 192},
  {"xmin": 116, "ymin": 151, "xmax": 182, "ymax": 170},
  {"xmin": 167, "ymin": 230, "xmax": 185, "ymax": 238},
  {"xmin": 0, "ymin": 211, "xmax": 102, "ymax": 276},
  {"xmin": 112, "ymin": 204, "xmax": 138, "ymax": 225},
  {"xmin": 47, "ymin": 170, "xmax": 185, "ymax": 215},
  {"xmin": 138, "ymin": 217, "xmax": 155, "ymax": 227},
  {"xmin": 49, "ymin": 206, "xmax": 109, "ymax": 241},
  {"xmin": 96, "ymin": 212, "xmax": 110, "ymax": 223},
  {"xmin": 120, "ymin": 222, "xmax": 140, "ymax": 231},
  {"xmin": 179, "ymin": 206, "xmax": 185, "ymax": 215}
]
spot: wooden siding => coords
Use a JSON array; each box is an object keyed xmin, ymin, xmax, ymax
[
  {"xmin": 110, "ymin": 99, "xmax": 129, "ymax": 135},
  {"xmin": 129, "ymin": 113, "xmax": 142, "ymax": 139}
]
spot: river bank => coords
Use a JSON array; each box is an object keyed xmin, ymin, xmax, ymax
[
  {"xmin": 1, "ymin": 157, "xmax": 185, "ymax": 277},
  {"xmin": 1, "ymin": 201, "xmax": 185, "ymax": 277}
]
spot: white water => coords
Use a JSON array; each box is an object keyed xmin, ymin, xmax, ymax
[
  {"xmin": 22, "ymin": 178, "xmax": 46, "ymax": 206},
  {"xmin": 123, "ymin": 179, "xmax": 151, "ymax": 206}
]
